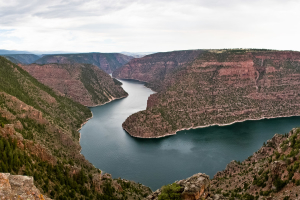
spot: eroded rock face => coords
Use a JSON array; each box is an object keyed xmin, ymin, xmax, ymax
[
  {"xmin": 113, "ymin": 50, "xmax": 204, "ymax": 91},
  {"xmin": 21, "ymin": 63, "xmax": 128, "ymax": 106},
  {"xmin": 210, "ymin": 129, "xmax": 300, "ymax": 200},
  {"xmin": 0, "ymin": 173, "xmax": 51, "ymax": 200},
  {"xmin": 146, "ymin": 173, "xmax": 227, "ymax": 200},
  {"xmin": 178, "ymin": 173, "xmax": 210, "ymax": 200},
  {"xmin": 121, "ymin": 49, "xmax": 300, "ymax": 138}
]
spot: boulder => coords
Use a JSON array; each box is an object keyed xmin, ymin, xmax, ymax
[{"xmin": 0, "ymin": 173, "xmax": 51, "ymax": 200}]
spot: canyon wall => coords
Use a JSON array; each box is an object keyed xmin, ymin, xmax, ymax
[
  {"xmin": 118, "ymin": 49, "xmax": 300, "ymax": 138},
  {"xmin": 112, "ymin": 50, "xmax": 204, "ymax": 91},
  {"xmin": 22, "ymin": 63, "xmax": 128, "ymax": 106}
]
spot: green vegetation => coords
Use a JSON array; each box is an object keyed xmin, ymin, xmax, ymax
[
  {"xmin": 0, "ymin": 134, "xmax": 119, "ymax": 199},
  {"xmin": 252, "ymin": 170, "xmax": 269, "ymax": 188},
  {"xmin": 113, "ymin": 78, "xmax": 123, "ymax": 86},
  {"xmin": 0, "ymin": 56, "xmax": 151, "ymax": 199},
  {"xmin": 227, "ymin": 192, "xmax": 256, "ymax": 200},
  {"xmin": 209, "ymin": 130, "xmax": 300, "ymax": 199},
  {"xmin": 0, "ymin": 56, "xmax": 91, "ymax": 131},
  {"xmin": 158, "ymin": 183, "xmax": 182, "ymax": 200},
  {"xmin": 80, "ymin": 64, "xmax": 112, "ymax": 103}
]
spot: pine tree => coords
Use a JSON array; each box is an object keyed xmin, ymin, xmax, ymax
[{"xmin": 0, "ymin": 139, "xmax": 4, "ymax": 151}]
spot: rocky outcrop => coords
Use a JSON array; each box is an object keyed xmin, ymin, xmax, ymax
[
  {"xmin": 0, "ymin": 173, "xmax": 51, "ymax": 200},
  {"xmin": 34, "ymin": 53, "xmax": 134, "ymax": 74},
  {"xmin": 146, "ymin": 173, "xmax": 227, "ymax": 200},
  {"xmin": 21, "ymin": 63, "xmax": 128, "ymax": 106},
  {"xmin": 121, "ymin": 49, "xmax": 300, "ymax": 138},
  {"xmin": 209, "ymin": 128, "xmax": 300, "ymax": 200}
]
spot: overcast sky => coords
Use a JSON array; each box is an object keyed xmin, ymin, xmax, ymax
[{"xmin": 0, "ymin": 0, "xmax": 299, "ymax": 53}]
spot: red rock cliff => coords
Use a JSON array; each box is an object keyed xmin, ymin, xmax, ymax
[
  {"xmin": 121, "ymin": 49, "xmax": 300, "ymax": 138},
  {"xmin": 21, "ymin": 63, "xmax": 128, "ymax": 106}
]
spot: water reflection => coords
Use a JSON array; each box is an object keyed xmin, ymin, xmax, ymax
[{"xmin": 80, "ymin": 79, "xmax": 300, "ymax": 190}]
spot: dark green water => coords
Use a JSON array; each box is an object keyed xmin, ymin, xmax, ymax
[{"xmin": 80, "ymin": 79, "xmax": 300, "ymax": 190}]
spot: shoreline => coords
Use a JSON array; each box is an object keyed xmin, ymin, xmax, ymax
[
  {"xmin": 113, "ymin": 77, "xmax": 157, "ymax": 93},
  {"xmin": 77, "ymin": 94, "xmax": 128, "ymax": 142},
  {"xmin": 124, "ymin": 114, "xmax": 300, "ymax": 139},
  {"xmin": 85, "ymin": 93, "xmax": 129, "ymax": 108}
]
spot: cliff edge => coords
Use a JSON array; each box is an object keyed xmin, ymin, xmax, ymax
[
  {"xmin": 0, "ymin": 173, "xmax": 51, "ymax": 200},
  {"xmin": 119, "ymin": 49, "xmax": 300, "ymax": 138}
]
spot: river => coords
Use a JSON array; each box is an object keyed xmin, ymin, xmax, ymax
[{"xmin": 80, "ymin": 79, "xmax": 300, "ymax": 190}]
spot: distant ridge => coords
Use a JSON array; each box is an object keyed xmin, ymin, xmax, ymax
[
  {"xmin": 0, "ymin": 49, "xmax": 31, "ymax": 55},
  {"xmin": 3, "ymin": 54, "xmax": 41, "ymax": 64},
  {"xmin": 35, "ymin": 53, "xmax": 134, "ymax": 74}
]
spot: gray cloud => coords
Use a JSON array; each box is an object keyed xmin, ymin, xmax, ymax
[
  {"xmin": 0, "ymin": 0, "xmax": 296, "ymax": 24},
  {"xmin": 0, "ymin": 0, "xmax": 299, "ymax": 52},
  {"xmin": 34, "ymin": 0, "xmax": 134, "ymax": 18}
]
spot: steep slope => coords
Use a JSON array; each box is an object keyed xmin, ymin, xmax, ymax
[
  {"xmin": 35, "ymin": 53, "xmax": 134, "ymax": 74},
  {"xmin": 148, "ymin": 128, "xmax": 300, "ymax": 200},
  {"xmin": 112, "ymin": 50, "xmax": 204, "ymax": 91},
  {"xmin": 121, "ymin": 49, "xmax": 300, "ymax": 138},
  {"xmin": 209, "ymin": 128, "xmax": 300, "ymax": 200},
  {"xmin": 21, "ymin": 63, "xmax": 128, "ymax": 106},
  {"xmin": 0, "ymin": 56, "xmax": 151, "ymax": 199},
  {"xmin": 3, "ymin": 54, "xmax": 40, "ymax": 64}
]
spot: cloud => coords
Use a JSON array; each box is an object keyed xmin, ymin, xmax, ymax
[{"xmin": 0, "ymin": 0, "xmax": 299, "ymax": 52}]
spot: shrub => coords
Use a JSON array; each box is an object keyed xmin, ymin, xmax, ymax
[
  {"xmin": 283, "ymin": 196, "xmax": 289, "ymax": 200},
  {"xmin": 158, "ymin": 183, "xmax": 182, "ymax": 200},
  {"xmin": 273, "ymin": 176, "xmax": 287, "ymax": 192}
]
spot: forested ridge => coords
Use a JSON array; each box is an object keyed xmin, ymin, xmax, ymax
[{"xmin": 0, "ymin": 56, "xmax": 151, "ymax": 199}]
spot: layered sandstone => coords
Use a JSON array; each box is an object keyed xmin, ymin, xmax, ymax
[
  {"xmin": 21, "ymin": 63, "xmax": 128, "ymax": 106},
  {"xmin": 112, "ymin": 50, "xmax": 204, "ymax": 91},
  {"xmin": 146, "ymin": 173, "xmax": 227, "ymax": 200},
  {"xmin": 121, "ymin": 49, "xmax": 300, "ymax": 138},
  {"xmin": 0, "ymin": 173, "xmax": 51, "ymax": 200},
  {"xmin": 35, "ymin": 53, "xmax": 134, "ymax": 74}
]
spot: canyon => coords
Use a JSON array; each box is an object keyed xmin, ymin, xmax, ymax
[
  {"xmin": 114, "ymin": 49, "xmax": 300, "ymax": 138},
  {"xmin": 3, "ymin": 49, "xmax": 300, "ymax": 200},
  {"xmin": 0, "ymin": 56, "xmax": 151, "ymax": 199}
]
